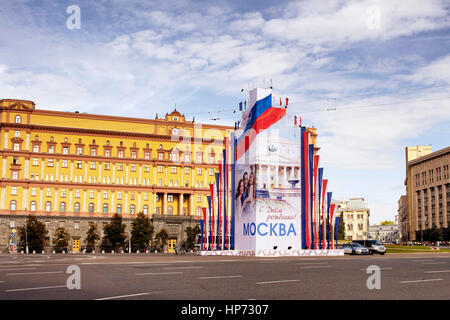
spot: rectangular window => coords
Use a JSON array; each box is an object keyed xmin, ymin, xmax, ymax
[
  {"xmin": 12, "ymin": 172, "xmax": 18, "ymax": 179},
  {"xmin": 77, "ymin": 147, "xmax": 83, "ymax": 155},
  {"xmin": 62, "ymin": 160, "xmax": 68, "ymax": 168},
  {"xmin": 144, "ymin": 193, "xmax": 148, "ymax": 201},
  {"xmin": 31, "ymin": 188, "xmax": 37, "ymax": 196},
  {"xmin": 144, "ymin": 165, "xmax": 149, "ymax": 172},
  {"xmin": 118, "ymin": 150, "xmax": 124, "ymax": 158},
  {"xmin": 209, "ymin": 168, "xmax": 214, "ymax": 176},
  {"xmin": 76, "ymin": 161, "xmax": 82, "ymax": 169},
  {"xmin": 90, "ymin": 161, "xmax": 96, "ymax": 169},
  {"xmin": 104, "ymin": 191, "xmax": 108, "ymax": 199},
  {"xmin": 61, "ymin": 189, "xmax": 66, "ymax": 197},
  {"xmin": 74, "ymin": 222, "xmax": 80, "ymax": 230},
  {"xmin": 158, "ymin": 153, "xmax": 164, "ymax": 160},
  {"xmin": 105, "ymin": 150, "xmax": 111, "ymax": 157},
  {"xmin": 47, "ymin": 159, "xmax": 54, "ymax": 167},
  {"xmin": 13, "ymin": 143, "xmax": 20, "ymax": 151},
  {"xmin": 131, "ymin": 164, "xmax": 136, "ymax": 172},
  {"xmin": 168, "ymin": 195, "xmax": 173, "ymax": 202},
  {"xmin": 10, "ymin": 220, "xmax": 15, "ymax": 228},
  {"xmin": 197, "ymin": 168, "xmax": 202, "ymax": 175},
  {"xmin": 75, "ymin": 190, "xmax": 80, "ymax": 198},
  {"xmin": 131, "ymin": 151, "xmax": 136, "ymax": 159},
  {"xmin": 171, "ymin": 166, "xmax": 177, "ymax": 174},
  {"xmin": 118, "ymin": 163, "xmax": 123, "ymax": 171},
  {"xmin": 130, "ymin": 192, "xmax": 135, "ymax": 200},
  {"xmin": 63, "ymin": 147, "xmax": 69, "ymax": 155},
  {"xmin": 145, "ymin": 152, "xmax": 150, "ymax": 160},
  {"xmin": 14, "ymin": 131, "xmax": 20, "ymax": 138},
  {"xmin": 33, "ymin": 145, "xmax": 39, "ymax": 153},
  {"xmin": 89, "ymin": 191, "xmax": 94, "ymax": 199},
  {"xmin": 48, "ymin": 146, "xmax": 55, "ymax": 153},
  {"xmin": 91, "ymin": 149, "xmax": 97, "ymax": 156},
  {"xmin": 158, "ymin": 166, "xmax": 163, "ymax": 173},
  {"xmin": 117, "ymin": 192, "xmax": 122, "ymax": 200},
  {"xmin": 32, "ymin": 158, "xmax": 39, "ymax": 166},
  {"xmin": 197, "ymin": 195, "xmax": 201, "ymax": 202},
  {"xmin": 185, "ymin": 167, "xmax": 190, "ymax": 174},
  {"xmin": 11, "ymin": 187, "xmax": 17, "ymax": 195},
  {"xmin": 104, "ymin": 162, "xmax": 110, "ymax": 170},
  {"xmin": 46, "ymin": 189, "xmax": 51, "ymax": 197}
]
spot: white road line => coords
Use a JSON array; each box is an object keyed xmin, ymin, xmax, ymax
[
  {"xmin": 399, "ymin": 279, "xmax": 443, "ymax": 284},
  {"xmin": 5, "ymin": 285, "xmax": 66, "ymax": 292},
  {"xmin": 6, "ymin": 271, "xmax": 64, "ymax": 276},
  {"xmin": 425, "ymin": 270, "xmax": 450, "ymax": 273},
  {"xmin": 164, "ymin": 266, "xmax": 203, "ymax": 270},
  {"xmin": 294, "ymin": 263, "xmax": 329, "ymax": 265},
  {"xmin": 132, "ymin": 264, "xmax": 171, "ymax": 267},
  {"xmin": 412, "ymin": 260, "xmax": 434, "ymax": 262},
  {"xmin": 0, "ymin": 268, "xmax": 37, "ymax": 271},
  {"xmin": 300, "ymin": 266, "xmax": 331, "ymax": 269},
  {"xmin": 421, "ymin": 262, "xmax": 447, "ymax": 265},
  {"xmin": 95, "ymin": 292, "xmax": 161, "ymax": 300},
  {"xmin": 136, "ymin": 272, "xmax": 183, "ymax": 276},
  {"xmin": 199, "ymin": 275, "xmax": 242, "ymax": 280},
  {"xmin": 256, "ymin": 280, "xmax": 300, "ymax": 285},
  {"xmin": 360, "ymin": 267, "xmax": 392, "ymax": 271}
]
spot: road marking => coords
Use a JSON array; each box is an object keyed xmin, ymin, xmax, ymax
[
  {"xmin": 95, "ymin": 292, "xmax": 161, "ymax": 300},
  {"xmin": 0, "ymin": 268, "xmax": 37, "ymax": 271},
  {"xmin": 421, "ymin": 262, "xmax": 447, "ymax": 265},
  {"xmin": 199, "ymin": 275, "xmax": 242, "ymax": 280},
  {"xmin": 300, "ymin": 266, "xmax": 331, "ymax": 269},
  {"xmin": 425, "ymin": 270, "xmax": 450, "ymax": 273},
  {"xmin": 360, "ymin": 267, "xmax": 392, "ymax": 271},
  {"xmin": 5, "ymin": 285, "xmax": 66, "ymax": 292},
  {"xmin": 413, "ymin": 260, "xmax": 434, "ymax": 262},
  {"xmin": 399, "ymin": 279, "xmax": 443, "ymax": 284},
  {"xmin": 294, "ymin": 263, "xmax": 329, "ymax": 265},
  {"xmin": 136, "ymin": 272, "xmax": 183, "ymax": 276},
  {"xmin": 164, "ymin": 266, "xmax": 203, "ymax": 270},
  {"xmin": 7, "ymin": 271, "xmax": 64, "ymax": 276},
  {"xmin": 256, "ymin": 280, "xmax": 300, "ymax": 285}
]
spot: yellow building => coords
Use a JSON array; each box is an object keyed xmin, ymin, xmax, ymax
[{"xmin": 0, "ymin": 98, "xmax": 232, "ymax": 252}]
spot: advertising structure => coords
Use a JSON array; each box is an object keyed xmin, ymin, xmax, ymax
[{"xmin": 234, "ymin": 88, "xmax": 302, "ymax": 251}]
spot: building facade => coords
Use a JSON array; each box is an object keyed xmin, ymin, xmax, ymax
[
  {"xmin": 368, "ymin": 224, "xmax": 399, "ymax": 243},
  {"xmin": 334, "ymin": 198, "xmax": 370, "ymax": 241},
  {"xmin": 0, "ymin": 99, "xmax": 232, "ymax": 252},
  {"xmin": 397, "ymin": 195, "xmax": 408, "ymax": 242},
  {"xmin": 404, "ymin": 145, "xmax": 450, "ymax": 241}
]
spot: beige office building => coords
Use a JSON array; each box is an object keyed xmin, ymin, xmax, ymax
[{"xmin": 335, "ymin": 198, "xmax": 370, "ymax": 241}]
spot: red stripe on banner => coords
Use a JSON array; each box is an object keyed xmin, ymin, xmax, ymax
[
  {"xmin": 252, "ymin": 107, "xmax": 287, "ymax": 133},
  {"xmin": 224, "ymin": 137, "xmax": 229, "ymax": 249},
  {"xmin": 202, "ymin": 207, "xmax": 207, "ymax": 250},
  {"xmin": 209, "ymin": 183, "xmax": 215, "ymax": 250},
  {"xmin": 303, "ymin": 131, "xmax": 310, "ymax": 248},
  {"xmin": 313, "ymin": 155, "xmax": 319, "ymax": 250},
  {"xmin": 321, "ymin": 179, "xmax": 328, "ymax": 249},
  {"xmin": 218, "ymin": 162, "xmax": 222, "ymax": 250}
]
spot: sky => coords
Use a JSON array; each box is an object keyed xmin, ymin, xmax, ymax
[{"xmin": 1, "ymin": 0, "xmax": 449, "ymax": 224}]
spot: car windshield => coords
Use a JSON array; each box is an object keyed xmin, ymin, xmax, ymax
[
  {"xmin": 369, "ymin": 240, "xmax": 382, "ymax": 245},
  {"xmin": 351, "ymin": 243, "xmax": 363, "ymax": 247}
]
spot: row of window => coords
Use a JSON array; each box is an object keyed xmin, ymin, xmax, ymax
[{"xmin": 415, "ymin": 165, "xmax": 450, "ymax": 187}]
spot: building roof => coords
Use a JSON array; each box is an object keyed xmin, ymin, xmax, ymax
[{"xmin": 408, "ymin": 146, "xmax": 450, "ymax": 166}]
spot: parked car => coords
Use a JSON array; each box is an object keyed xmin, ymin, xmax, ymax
[
  {"xmin": 342, "ymin": 242, "xmax": 369, "ymax": 255},
  {"xmin": 352, "ymin": 240, "xmax": 386, "ymax": 255}
]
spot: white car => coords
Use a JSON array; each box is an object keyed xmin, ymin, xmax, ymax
[{"xmin": 342, "ymin": 243, "xmax": 369, "ymax": 255}]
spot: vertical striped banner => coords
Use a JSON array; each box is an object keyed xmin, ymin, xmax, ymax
[
  {"xmin": 201, "ymin": 207, "xmax": 207, "ymax": 251},
  {"xmin": 215, "ymin": 172, "xmax": 220, "ymax": 250},
  {"xmin": 300, "ymin": 126, "xmax": 306, "ymax": 249},
  {"xmin": 335, "ymin": 216, "xmax": 341, "ymax": 249},
  {"xmin": 230, "ymin": 132, "xmax": 236, "ymax": 249},
  {"xmin": 309, "ymin": 144, "xmax": 314, "ymax": 249},
  {"xmin": 321, "ymin": 179, "xmax": 328, "ymax": 249},
  {"xmin": 207, "ymin": 195, "xmax": 212, "ymax": 251},
  {"xmin": 313, "ymin": 155, "xmax": 319, "ymax": 249},
  {"xmin": 199, "ymin": 219, "xmax": 204, "ymax": 251},
  {"xmin": 326, "ymin": 191, "xmax": 332, "ymax": 249},
  {"xmin": 329, "ymin": 203, "xmax": 336, "ymax": 249},
  {"xmin": 224, "ymin": 137, "xmax": 229, "ymax": 250},
  {"xmin": 317, "ymin": 168, "xmax": 324, "ymax": 249},
  {"xmin": 218, "ymin": 163, "xmax": 222, "ymax": 250}
]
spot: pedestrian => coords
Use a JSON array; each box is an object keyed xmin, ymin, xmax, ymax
[
  {"xmin": 174, "ymin": 243, "xmax": 178, "ymax": 255},
  {"xmin": 181, "ymin": 242, "xmax": 185, "ymax": 255}
]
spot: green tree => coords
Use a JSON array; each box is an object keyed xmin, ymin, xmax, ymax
[
  {"xmin": 85, "ymin": 222, "xmax": 100, "ymax": 252},
  {"xmin": 337, "ymin": 217, "xmax": 346, "ymax": 240},
  {"xmin": 17, "ymin": 216, "xmax": 48, "ymax": 252},
  {"xmin": 53, "ymin": 227, "xmax": 70, "ymax": 252},
  {"xmin": 103, "ymin": 213, "xmax": 126, "ymax": 251},
  {"xmin": 427, "ymin": 224, "xmax": 443, "ymax": 242},
  {"xmin": 131, "ymin": 212, "xmax": 154, "ymax": 252},
  {"xmin": 184, "ymin": 225, "xmax": 201, "ymax": 251},
  {"xmin": 154, "ymin": 228, "xmax": 169, "ymax": 251},
  {"xmin": 380, "ymin": 221, "xmax": 394, "ymax": 225}
]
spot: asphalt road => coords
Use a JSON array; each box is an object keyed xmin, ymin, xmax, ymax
[{"xmin": 0, "ymin": 252, "xmax": 449, "ymax": 300}]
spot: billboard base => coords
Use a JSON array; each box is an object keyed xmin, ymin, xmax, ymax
[{"xmin": 199, "ymin": 249, "xmax": 344, "ymax": 257}]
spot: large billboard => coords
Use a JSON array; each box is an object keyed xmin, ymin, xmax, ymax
[{"xmin": 234, "ymin": 89, "xmax": 302, "ymax": 250}]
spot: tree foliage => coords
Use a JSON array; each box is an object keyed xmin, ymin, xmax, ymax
[
  {"xmin": 337, "ymin": 217, "xmax": 346, "ymax": 240},
  {"xmin": 154, "ymin": 228, "xmax": 169, "ymax": 251},
  {"xmin": 427, "ymin": 224, "xmax": 443, "ymax": 242},
  {"xmin": 53, "ymin": 227, "xmax": 70, "ymax": 252},
  {"xmin": 85, "ymin": 222, "xmax": 100, "ymax": 251},
  {"xmin": 131, "ymin": 212, "xmax": 154, "ymax": 251},
  {"xmin": 380, "ymin": 220, "xmax": 394, "ymax": 225},
  {"xmin": 184, "ymin": 225, "xmax": 201, "ymax": 251},
  {"xmin": 103, "ymin": 213, "xmax": 126, "ymax": 250},
  {"xmin": 17, "ymin": 216, "xmax": 48, "ymax": 252}
]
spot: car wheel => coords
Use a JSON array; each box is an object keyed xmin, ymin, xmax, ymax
[
  {"xmin": 351, "ymin": 250, "xmax": 356, "ymax": 255},
  {"xmin": 369, "ymin": 250, "xmax": 373, "ymax": 255},
  {"xmin": 380, "ymin": 252, "xmax": 385, "ymax": 255}
]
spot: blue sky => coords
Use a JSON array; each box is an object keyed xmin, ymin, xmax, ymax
[{"xmin": 1, "ymin": 0, "xmax": 449, "ymax": 224}]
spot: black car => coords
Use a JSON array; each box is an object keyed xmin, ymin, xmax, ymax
[{"xmin": 352, "ymin": 240, "xmax": 386, "ymax": 255}]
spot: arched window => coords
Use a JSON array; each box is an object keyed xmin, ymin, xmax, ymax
[
  {"xmin": 15, "ymin": 115, "xmax": 21, "ymax": 124},
  {"xmin": 168, "ymin": 206, "xmax": 173, "ymax": 215},
  {"xmin": 30, "ymin": 201, "xmax": 36, "ymax": 212},
  {"xmin": 143, "ymin": 205, "xmax": 148, "ymax": 215},
  {"xmin": 103, "ymin": 204, "xmax": 108, "ymax": 214},
  {"xmin": 10, "ymin": 200, "xmax": 17, "ymax": 211},
  {"xmin": 88, "ymin": 203, "xmax": 94, "ymax": 213},
  {"xmin": 116, "ymin": 204, "xmax": 122, "ymax": 214},
  {"xmin": 74, "ymin": 202, "xmax": 80, "ymax": 213},
  {"xmin": 60, "ymin": 202, "xmax": 66, "ymax": 213},
  {"xmin": 45, "ymin": 201, "xmax": 51, "ymax": 212},
  {"xmin": 130, "ymin": 204, "xmax": 135, "ymax": 214}
]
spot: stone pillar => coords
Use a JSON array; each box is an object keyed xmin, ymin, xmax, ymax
[
  {"xmin": 190, "ymin": 194, "xmax": 194, "ymax": 216},
  {"xmin": 283, "ymin": 166, "xmax": 287, "ymax": 187},
  {"xmin": 443, "ymin": 184, "xmax": 448, "ymax": 229},
  {"xmin": 163, "ymin": 193, "xmax": 168, "ymax": 215},
  {"xmin": 435, "ymin": 187, "xmax": 440, "ymax": 227},
  {"xmin": 275, "ymin": 165, "xmax": 279, "ymax": 188},
  {"xmin": 179, "ymin": 194, "xmax": 183, "ymax": 215},
  {"xmin": 428, "ymin": 188, "xmax": 432, "ymax": 229},
  {"xmin": 267, "ymin": 165, "xmax": 271, "ymax": 189}
]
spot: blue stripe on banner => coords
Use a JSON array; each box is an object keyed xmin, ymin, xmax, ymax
[
  {"xmin": 207, "ymin": 195, "xmax": 212, "ymax": 251},
  {"xmin": 200, "ymin": 220, "xmax": 204, "ymax": 251},
  {"xmin": 230, "ymin": 133, "xmax": 236, "ymax": 249},
  {"xmin": 309, "ymin": 144, "xmax": 314, "ymax": 249},
  {"xmin": 318, "ymin": 168, "xmax": 323, "ymax": 249},
  {"xmin": 223, "ymin": 148, "xmax": 226, "ymax": 250},
  {"xmin": 300, "ymin": 127, "xmax": 306, "ymax": 249},
  {"xmin": 215, "ymin": 172, "xmax": 220, "ymax": 250},
  {"xmin": 327, "ymin": 191, "xmax": 332, "ymax": 249},
  {"xmin": 335, "ymin": 216, "xmax": 341, "ymax": 249}
]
